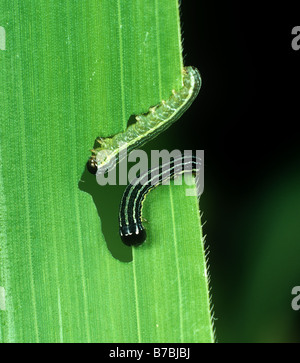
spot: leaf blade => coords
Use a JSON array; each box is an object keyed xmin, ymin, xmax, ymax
[{"xmin": 0, "ymin": 0, "xmax": 213, "ymax": 343}]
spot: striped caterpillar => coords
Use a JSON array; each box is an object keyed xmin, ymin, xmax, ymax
[
  {"xmin": 119, "ymin": 154, "xmax": 202, "ymax": 246},
  {"xmin": 87, "ymin": 66, "xmax": 201, "ymax": 175}
]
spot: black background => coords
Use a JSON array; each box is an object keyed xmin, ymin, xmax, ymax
[{"xmin": 176, "ymin": 1, "xmax": 300, "ymax": 342}]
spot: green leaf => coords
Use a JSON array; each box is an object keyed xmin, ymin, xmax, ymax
[{"xmin": 0, "ymin": 0, "xmax": 214, "ymax": 343}]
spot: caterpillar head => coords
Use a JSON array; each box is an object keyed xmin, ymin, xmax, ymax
[{"xmin": 87, "ymin": 156, "xmax": 98, "ymax": 175}]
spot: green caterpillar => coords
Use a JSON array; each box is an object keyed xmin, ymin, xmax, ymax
[{"xmin": 87, "ymin": 66, "xmax": 201, "ymax": 174}]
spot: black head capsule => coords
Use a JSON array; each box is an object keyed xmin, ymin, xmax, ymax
[
  {"xmin": 87, "ymin": 156, "xmax": 98, "ymax": 175},
  {"xmin": 120, "ymin": 223, "xmax": 147, "ymax": 246}
]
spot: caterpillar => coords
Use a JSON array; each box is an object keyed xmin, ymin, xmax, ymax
[
  {"xmin": 119, "ymin": 155, "xmax": 202, "ymax": 246},
  {"xmin": 87, "ymin": 66, "xmax": 201, "ymax": 175}
]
